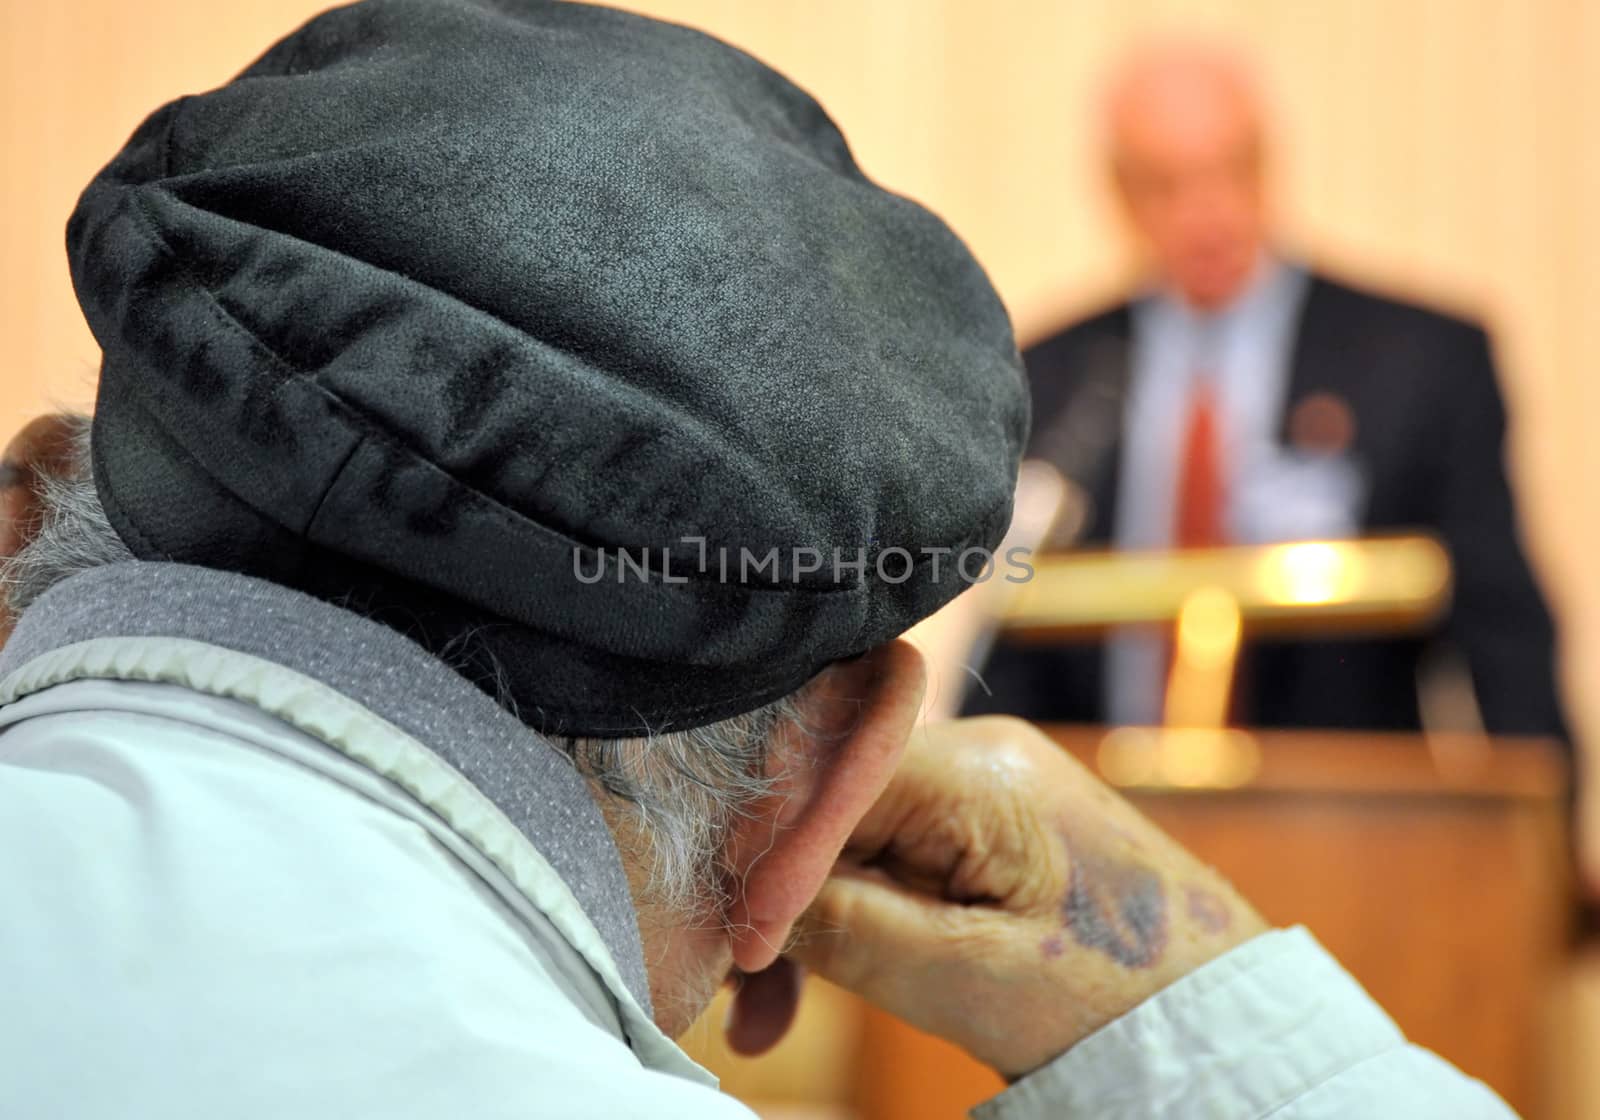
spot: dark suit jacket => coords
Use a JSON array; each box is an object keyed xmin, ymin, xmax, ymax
[{"xmin": 971, "ymin": 271, "xmax": 1567, "ymax": 737}]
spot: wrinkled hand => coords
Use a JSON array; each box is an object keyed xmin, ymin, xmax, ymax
[{"xmin": 788, "ymin": 717, "xmax": 1267, "ymax": 1079}]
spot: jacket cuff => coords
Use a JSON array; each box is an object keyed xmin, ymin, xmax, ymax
[{"xmin": 970, "ymin": 927, "xmax": 1404, "ymax": 1120}]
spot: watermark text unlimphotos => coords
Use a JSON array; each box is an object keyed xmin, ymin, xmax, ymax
[{"xmin": 573, "ymin": 536, "xmax": 1035, "ymax": 586}]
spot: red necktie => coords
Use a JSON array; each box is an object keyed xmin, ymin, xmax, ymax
[
  {"xmin": 1174, "ymin": 379, "xmax": 1226, "ymax": 548},
  {"xmin": 1164, "ymin": 378, "xmax": 1240, "ymax": 724}
]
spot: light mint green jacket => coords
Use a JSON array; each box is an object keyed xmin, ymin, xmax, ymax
[{"xmin": 0, "ymin": 563, "xmax": 1515, "ymax": 1118}]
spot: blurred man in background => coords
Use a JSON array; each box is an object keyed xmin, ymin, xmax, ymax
[{"xmin": 974, "ymin": 42, "xmax": 1566, "ymax": 739}]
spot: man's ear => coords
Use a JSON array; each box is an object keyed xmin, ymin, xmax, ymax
[
  {"xmin": 724, "ymin": 639, "xmax": 927, "ymax": 973},
  {"xmin": 1, "ymin": 414, "xmax": 82, "ymax": 643}
]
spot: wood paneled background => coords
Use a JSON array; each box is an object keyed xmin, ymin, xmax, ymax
[{"xmin": 4, "ymin": 0, "xmax": 1595, "ymax": 752}]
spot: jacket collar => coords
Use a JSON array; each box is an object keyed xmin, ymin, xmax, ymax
[{"xmin": 0, "ymin": 560, "xmax": 653, "ymax": 1017}]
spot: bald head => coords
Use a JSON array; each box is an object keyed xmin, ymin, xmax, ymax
[{"xmin": 1103, "ymin": 43, "xmax": 1272, "ymax": 309}]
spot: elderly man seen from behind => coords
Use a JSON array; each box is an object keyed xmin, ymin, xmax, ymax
[{"xmin": 0, "ymin": 2, "xmax": 1513, "ymax": 1117}]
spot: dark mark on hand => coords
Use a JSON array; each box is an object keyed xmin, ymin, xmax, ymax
[
  {"xmin": 1059, "ymin": 827, "xmax": 1167, "ymax": 969},
  {"xmin": 1184, "ymin": 884, "xmax": 1232, "ymax": 935}
]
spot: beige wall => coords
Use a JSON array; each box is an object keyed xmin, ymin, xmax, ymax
[{"xmin": 3, "ymin": 0, "xmax": 1595, "ymax": 744}]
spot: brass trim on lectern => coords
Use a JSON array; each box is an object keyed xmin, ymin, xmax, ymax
[
  {"xmin": 1000, "ymin": 536, "xmax": 1454, "ymax": 768},
  {"xmin": 1001, "ymin": 535, "xmax": 1452, "ymax": 639}
]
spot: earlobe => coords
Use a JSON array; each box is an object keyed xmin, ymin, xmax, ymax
[{"xmin": 725, "ymin": 640, "xmax": 927, "ymax": 973}]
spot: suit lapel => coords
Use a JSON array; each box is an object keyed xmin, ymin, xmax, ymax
[
  {"xmin": 1079, "ymin": 307, "xmax": 1133, "ymax": 547},
  {"xmin": 1278, "ymin": 274, "xmax": 1346, "ymax": 443}
]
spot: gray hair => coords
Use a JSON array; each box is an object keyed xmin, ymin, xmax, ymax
[{"xmin": 1, "ymin": 416, "xmax": 800, "ymax": 919}]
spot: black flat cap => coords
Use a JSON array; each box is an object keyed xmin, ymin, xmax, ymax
[{"xmin": 67, "ymin": 0, "xmax": 1027, "ymax": 736}]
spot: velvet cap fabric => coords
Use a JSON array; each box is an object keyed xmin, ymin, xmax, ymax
[{"xmin": 67, "ymin": 0, "xmax": 1028, "ymax": 736}]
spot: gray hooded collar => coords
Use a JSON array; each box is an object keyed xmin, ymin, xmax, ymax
[{"xmin": 0, "ymin": 559, "xmax": 651, "ymax": 1014}]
